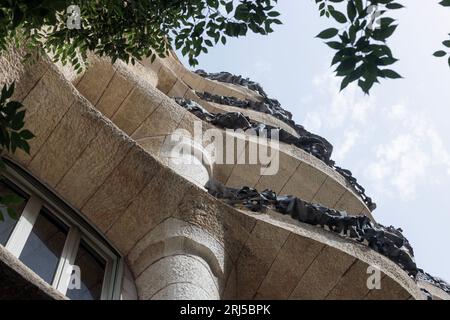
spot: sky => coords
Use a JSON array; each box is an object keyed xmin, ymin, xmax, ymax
[{"xmin": 178, "ymin": 0, "xmax": 450, "ymax": 281}]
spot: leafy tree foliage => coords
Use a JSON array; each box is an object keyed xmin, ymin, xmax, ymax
[
  {"xmin": 314, "ymin": 0, "xmax": 450, "ymax": 93},
  {"xmin": 0, "ymin": 0, "xmax": 281, "ymax": 69},
  {"xmin": 0, "ymin": 0, "xmax": 449, "ymax": 93},
  {"xmin": 0, "ymin": 0, "xmax": 448, "ymax": 219},
  {"xmin": 0, "ymin": 83, "xmax": 34, "ymax": 221},
  {"xmin": 0, "ymin": 83, "xmax": 33, "ymax": 154},
  {"xmin": 0, "ymin": 0, "xmax": 448, "ymax": 213},
  {"xmin": 0, "ymin": 0, "xmax": 280, "ymax": 220},
  {"xmin": 434, "ymin": 0, "xmax": 450, "ymax": 66}
]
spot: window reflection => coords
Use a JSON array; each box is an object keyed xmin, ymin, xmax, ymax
[
  {"xmin": 66, "ymin": 240, "xmax": 106, "ymax": 300},
  {"xmin": 0, "ymin": 180, "xmax": 28, "ymax": 246},
  {"xmin": 1, "ymin": 166, "xmax": 119, "ymax": 300},
  {"xmin": 19, "ymin": 209, "xmax": 68, "ymax": 283}
]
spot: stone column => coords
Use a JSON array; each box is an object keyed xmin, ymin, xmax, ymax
[{"xmin": 127, "ymin": 218, "xmax": 224, "ymax": 300}]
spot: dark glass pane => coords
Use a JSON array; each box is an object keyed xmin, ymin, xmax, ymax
[
  {"xmin": 0, "ymin": 180, "xmax": 28, "ymax": 246},
  {"xmin": 66, "ymin": 240, "xmax": 106, "ymax": 300},
  {"xmin": 19, "ymin": 209, "xmax": 68, "ymax": 284}
]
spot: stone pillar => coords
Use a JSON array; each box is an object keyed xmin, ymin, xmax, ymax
[
  {"xmin": 140, "ymin": 254, "xmax": 219, "ymax": 300},
  {"xmin": 160, "ymin": 133, "xmax": 213, "ymax": 189},
  {"xmin": 128, "ymin": 218, "xmax": 224, "ymax": 300}
]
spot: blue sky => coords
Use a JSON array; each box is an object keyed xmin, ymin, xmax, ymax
[{"xmin": 178, "ymin": 0, "xmax": 450, "ymax": 281}]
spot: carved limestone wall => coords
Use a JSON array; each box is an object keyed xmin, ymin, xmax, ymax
[{"xmin": 0, "ymin": 46, "xmax": 446, "ymax": 300}]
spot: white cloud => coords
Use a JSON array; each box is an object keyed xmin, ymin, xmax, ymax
[
  {"xmin": 334, "ymin": 130, "xmax": 360, "ymax": 162},
  {"xmin": 367, "ymin": 134, "xmax": 430, "ymax": 199},
  {"xmin": 303, "ymin": 111, "xmax": 323, "ymax": 132},
  {"xmin": 302, "ymin": 71, "xmax": 450, "ymax": 201},
  {"xmin": 249, "ymin": 58, "xmax": 273, "ymax": 80},
  {"xmin": 387, "ymin": 103, "xmax": 407, "ymax": 120},
  {"xmin": 309, "ymin": 73, "xmax": 376, "ymax": 129},
  {"xmin": 369, "ymin": 103, "xmax": 450, "ymax": 198}
]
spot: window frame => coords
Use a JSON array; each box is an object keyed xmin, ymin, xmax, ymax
[{"xmin": 1, "ymin": 160, "xmax": 123, "ymax": 300}]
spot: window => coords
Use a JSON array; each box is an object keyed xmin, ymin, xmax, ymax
[
  {"xmin": 66, "ymin": 240, "xmax": 106, "ymax": 300},
  {"xmin": 0, "ymin": 161, "xmax": 122, "ymax": 300},
  {"xmin": 19, "ymin": 209, "xmax": 69, "ymax": 284},
  {"xmin": 0, "ymin": 181, "xmax": 28, "ymax": 245}
]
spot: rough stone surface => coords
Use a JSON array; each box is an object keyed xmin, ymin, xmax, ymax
[
  {"xmin": 280, "ymin": 163, "xmax": 328, "ymax": 202},
  {"xmin": 156, "ymin": 64, "xmax": 178, "ymax": 94},
  {"xmin": 106, "ymin": 168, "xmax": 192, "ymax": 254},
  {"xmin": 234, "ymin": 220, "xmax": 290, "ymax": 299},
  {"xmin": 207, "ymin": 183, "xmax": 417, "ymax": 279},
  {"xmin": 28, "ymin": 99, "xmax": 102, "ymax": 187},
  {"xmin": 127, "ymin": 218, "xmax": 226, "ymax": 283},
  {"xmin": 289, "ymin": 246, "xmax": 356, "ymax": 299},
  {"xmin": 135, "ymin": 254, "xmax": 219, "ymax": 300},
  {"xmin": 81, "ymin": 146, "xmax": 161, "ymax": 232},
  {"xmin": 111, "ymin": 87, "xmax": 163, "ymax": 135},
  {"xmin": 121, "ymin": 264, "xmax": 139, "ymax": 300},
  {"xmin": 55, "ymin": 124, "xmax": 133, "ymax": 208},
  {"xmin": 95, "ymin": 72, "xmax": 134, "ymax": 118},
  {"xmin": 19, "ymin": 65, "xmax": 77, "ymax": 162},
  {"xmin": 75, "ymin": 56, "xmax": 115, "ymax": 105},
  {"xmin": 325, "ymin": 260, "xmax": 372, "ymax": 299},
  {"xmin": 0, "ymin": 47, "xmax": 436, "ymax": 301},
  {"xmin": 0, "ymin": 246, "xmax": 65, "ymax": 300},
  {"xmin": 255, "ymin": 151, "xmax": 300, "ymax": 194},
  {"xmin": 312, "ymin": 177, "xmax": 347, "ymax": 210},
  {"xmin": 365, "ymin": 275, "xmax": 411, "ymax": 300},
  {"xmin": 255, "ymin": 234, "xmax": 324, "ymax": 299},
  {"xmin": 131, "ymin": 99, "xmax": 186, "ymax": 139}
]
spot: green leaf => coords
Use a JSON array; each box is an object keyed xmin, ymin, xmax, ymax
[
  {"xmin": 235, "ymin": 4, "xmax": 250, "ymax": 20},
  {"xmin": 10, "ymin": 131, "xmax": 20, "ymax": 153},
  {"xmin": 386, "ymin": 3, "xmax": 404, "ymax": 9},
  {"xmin": 207, "ymin": 0, "xmax": 219, "ymax": 9},
  {"xmin": 381, "ymin": 69, "xmax": 402, "ymax": 79},
  {"xmin": 5, "ymin": 101, "xmax": 22, "ymax": 113},
  {"xmin": 316, "ymin": 28, "xmax": 339, "ymax": 39},
  {"xmin": 358, "ymin": 79, "xmax": 374, "ymax": 95},
  {"xmin": 11, "ymin": 111, "xmax": 25, "ymax": 130},
  {"xmin": 267, "ymin": 11, "xmax": 281, "ymax": 17},
  {"xmin": 433, "ymin": 50, "xmax": 447, "ymax": 57},
  {"xmin": 330, "ymin": 10, "xmax": 347, "ymax": 24},
  {"xmin": 347, "ymin": 1, "xmax": 357, "ymax": 22},
  {"xmin": 7, "ymin": 207, "xmax": 18, "ymax": 220},
  {"xmin": 336, "ymin": 57, "xmax": 356, "ymax": 73},
  {"xmin": 379, "ymin": 17, "xmax": 395, "ymax": 27},
  {"xmin": 325, "ymin": 41, "xmax": 344, "ymax": 50},
  {"xmin": 379, "ymin": 57, "xmax": 399, "ymax": 66},
  {"xmin": 439, "ymin": 0, "xmax": 450, "ymax": 7},
  {"xmin": 12, "ymin": 6, "xmax": 24, "ymax": 28},
  {"xmin": 443, "ymin": 40, "xmax": 450, "ymax": 48},
  {"xmin": 1, "ymin": 83, "xmax": 15, "ymax": 102},
  {"xmin": 340, "ymin": 76, "xmax": 351, "ymax": 91},
  {"xmin": 1, "ymin": 194, "xmax": 23, "ymax": 205},
  {"xmin": 225, "ymin": 2, "xmax": 233, "ymax": 14},
  {"xmin": 20, "ymin": 129, "xmax": 35, "ymax": 140},
  {"xmin": 354, "ymin": 0, "xmax": 364, "ymax": 14},
  {"xmin": 19, "ymin": 140, "xmax": 30, "ymax": 154},
  {"xmin": 372, "ymin": 25, "xmax": 398, "ymax": 41},
  {"xmin": 6, "ymin": 82, "xmax": 15, "ymax": 99}
]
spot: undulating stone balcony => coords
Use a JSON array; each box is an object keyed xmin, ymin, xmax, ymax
[{"xmin": 0, "ymin": 45, "xmax": 447, "ymax": 300}]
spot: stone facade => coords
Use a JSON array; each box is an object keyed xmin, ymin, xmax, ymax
[{"xmin": 0, "ymin": 47, "xmax": 448, "ymax": 300}]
